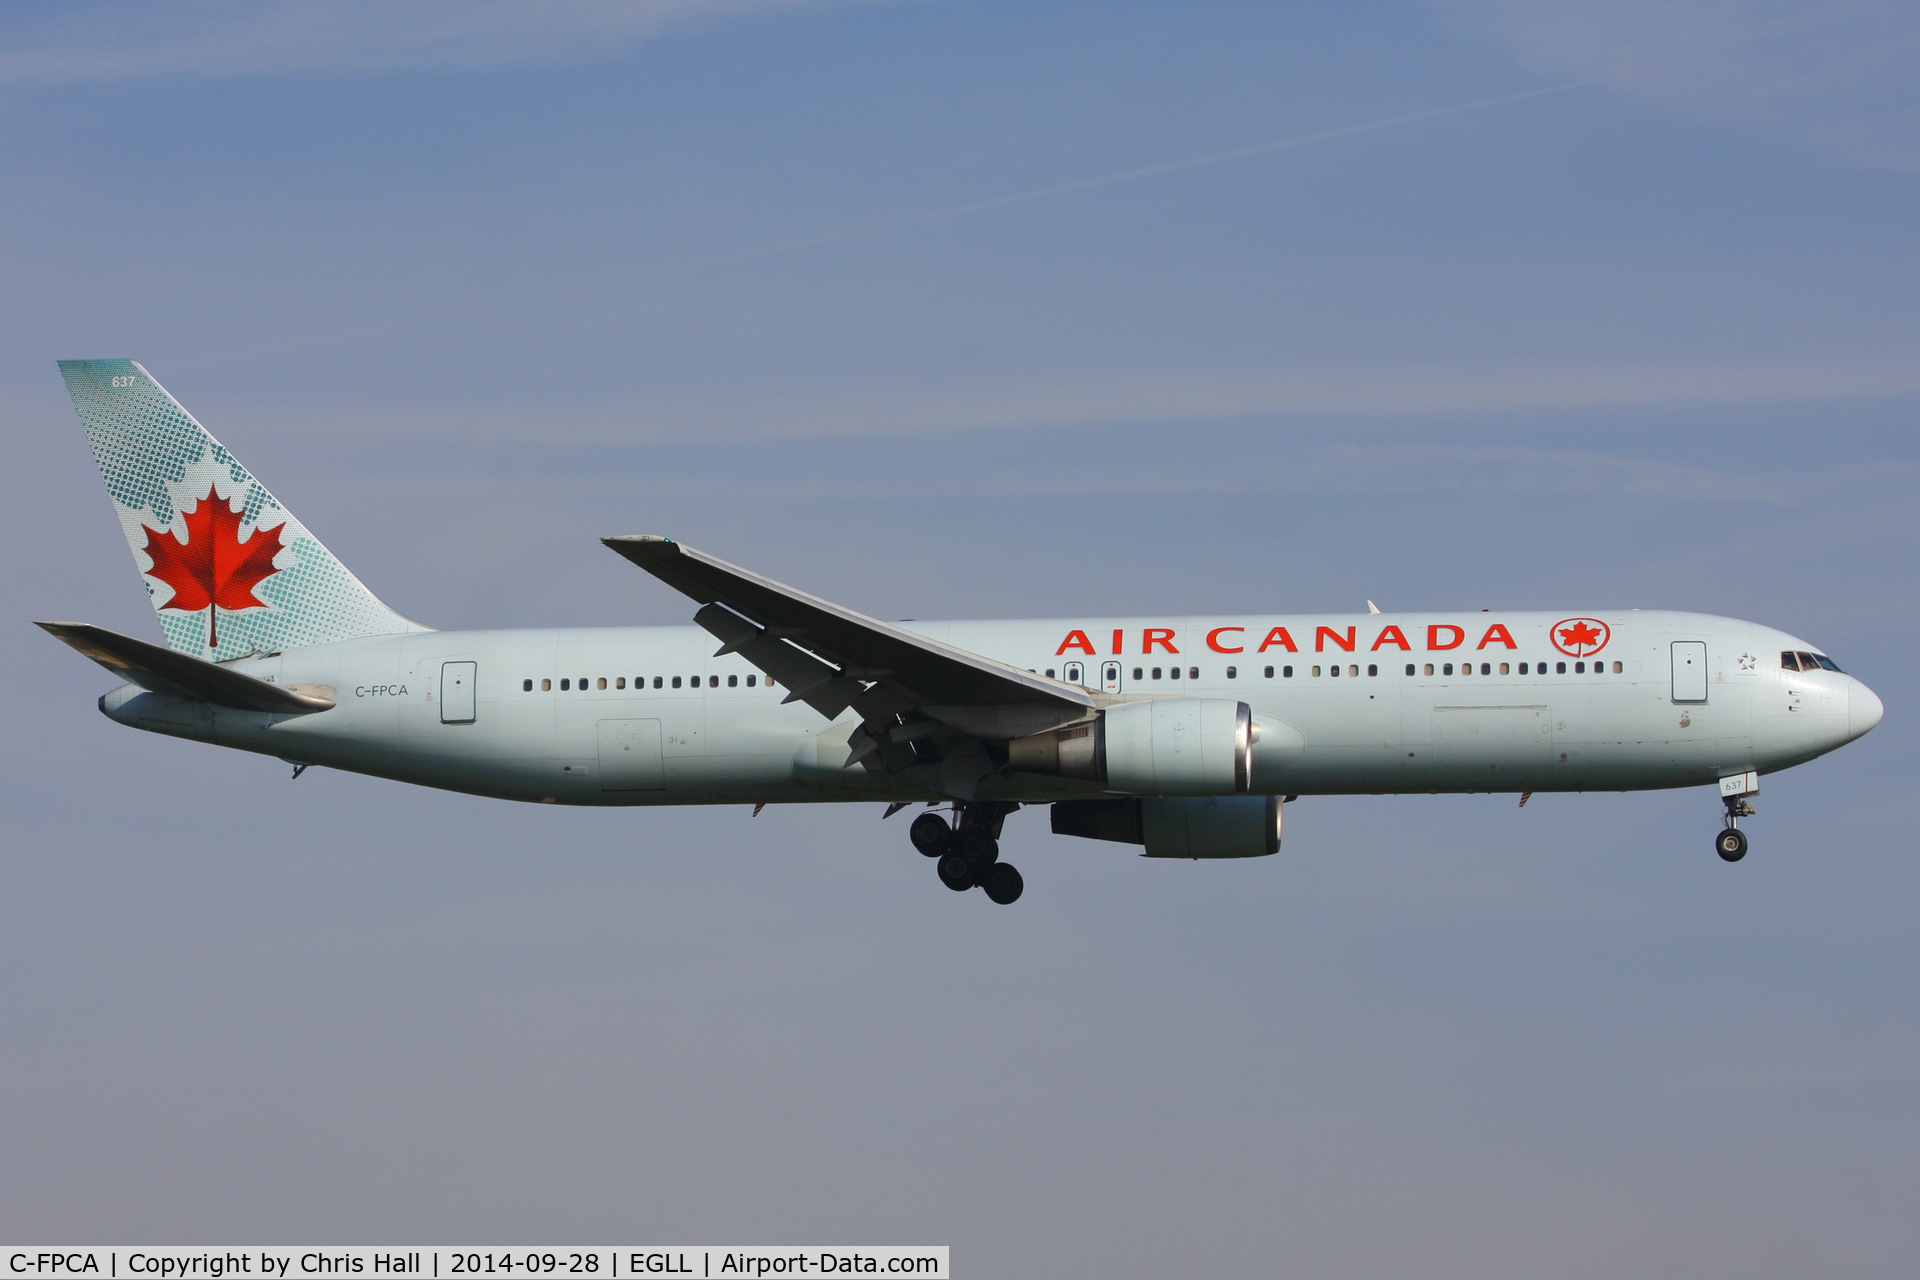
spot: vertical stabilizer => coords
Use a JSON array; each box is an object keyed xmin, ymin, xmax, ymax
[{"xmin": 59, "ymin": 359, "xmax": 427, "ymax": 659}]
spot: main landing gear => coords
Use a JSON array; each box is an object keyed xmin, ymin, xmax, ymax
[
  {"xmin": 1717, "ymin": 795, "xmax": 1755, "ymax": 862},
  {"xmin": 909, "ymin": 803, "xmax": 1024, "ymax": 904}
]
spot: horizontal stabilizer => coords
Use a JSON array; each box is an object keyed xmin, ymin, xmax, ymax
[{"xmin": 36, "ymin": 621, "xmax": 335, "ymax": 714}]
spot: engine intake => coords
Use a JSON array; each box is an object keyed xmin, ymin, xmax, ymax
[
  {"xmin": 1051, "ymin": 795, "xmax": 1282, "ymax": 858},
  {"xmin": 1007, "ymin": 698, "xmax": 1253, "ymax": 795}
]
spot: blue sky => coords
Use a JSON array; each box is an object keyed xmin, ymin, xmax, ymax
[{"xmin": 3, "ymin": 2, "xmax": 1917, "ymax": 1274}]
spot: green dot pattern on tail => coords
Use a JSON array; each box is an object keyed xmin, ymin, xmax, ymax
[{"xmin": 58, "ymin": 359, "xmax": 431, "ymax": 660}]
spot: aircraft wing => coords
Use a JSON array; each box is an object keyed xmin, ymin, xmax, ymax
[
  {"xmin": 36, "ymin": 621, "xmax": 336, "ymax": 714},
  {"xmin": 601, "ymin": 535, "xmax": 1093, "ymax": 729}
]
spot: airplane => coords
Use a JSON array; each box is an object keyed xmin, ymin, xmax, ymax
[{"xmin": 39, "ymin": 360, "xmax": 1884, "ymax": 905}]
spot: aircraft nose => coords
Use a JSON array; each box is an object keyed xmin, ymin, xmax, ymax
[{"xmin": 1849, "ymin": 678, "xmax": 1885, "ymax": 741}]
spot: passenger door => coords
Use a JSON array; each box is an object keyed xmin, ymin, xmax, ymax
[
  {"xmin": 1102, "ymin": 661, "xmax": 1122, "ymax": 693},
  {"xmin": 439, "ymin": 661, "xmax": 477, "ymax": 724},
  {"xmin": 1671, "ymin": 642, "xmax": 1709, "ymax": 703}
]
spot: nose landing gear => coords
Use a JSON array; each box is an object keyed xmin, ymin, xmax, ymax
[
  {"xmin": 905, "ymin": 803, "xmax": 1023, "ymax": 903},
  {"xmin": 1717, "ymin": 795, "xmax": 1755, "ymax": 862},
  {"xmin": 1714, "ymin": 772, "xmax": 1759, "ymax": 862}
]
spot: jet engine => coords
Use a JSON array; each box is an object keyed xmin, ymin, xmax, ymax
[
  {"xmin": 1007, "ymin": 698, "xmax": 1254, "ymax": 795},
  {"xmin": 1051, "ymin": 795, "xmax": 1282, "ymax": 858}
]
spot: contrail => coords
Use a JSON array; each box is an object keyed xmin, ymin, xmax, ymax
[{"xmin": 661, "ymin": 80, "xmax": 1606, "ymax": 275}]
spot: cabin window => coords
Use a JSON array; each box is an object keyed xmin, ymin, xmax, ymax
[
  {"xmin": 1226, "ymin": 666, "xmax": 1237, "ymax": 679},
  {"xmin": 1189, "ymin": 667, "xmax": 1199, "ymax": 679},
  {"xmin": 522, "ymin": 679, "xmax": 533, "ymax": 691},
  {"xmin": 1284, "ymin": 666, "xmax": 1294, "ymax": 678},
  {"xmin": 1519, "ymin": 663, "xmax": 1528, "ymax": 674},
  {"xmin": 597, "ymin": 677, "xmax": 607, "ymax": 690},
  {"xmin": 1612, "ymin": 661, "xmax": 1623, "ymax": 673},
  {"xmin": 1349, "ymin": 665, "xmax": 1360, "ymax": 677},
  {"xmin": 1313, "ymin": 665, "xmax": 1324, "ymax": 677},
  {"xmin": 1168, "ymin": 667, "xmax": 1179, "ymax": 679},
  {"xmin": 1133, "ymin": 667, "xmax": 1143, "ymax": 680},
  {"xmin": 1442, "ymin": 664, "xmax": 1453, "ymax": 676},
  {"xmin": 541, "ymin": 678, "xmax": 552, "ymax": 691},
  {"xmin": 728, "ymin": 674, "xmax": 738, "ymax": 687},
  {"xmin": 747, "ymin": 674, "xmax": 757, "ymax": 687},
  {"xmin": 1424, "ymin": 664, "xmax": 1434, "ymax": 676},
  {"xmin": 1479, "ymin": 663, "xmax": 1489, "ymax": 675},
  {"xmin": 578, "ymin": 677, "xmax": 587, "ymax": 689},
  {"xmin": 1556, "ymin": 662, "xmax": 1566, "ymax": 673},
  {"xmin": 1151, "ymin": 667, "xmax": 1162, "ymax": 680},
  {"xmin": 1575, "ymin": 661, "xmax": 1586, "ymax": 673},
  {"xmin": 671, "ymin": 676, "xmax": 682, "ymax": 688},
  {"xmin": 1405, "ymin": 664, "xmax": 1415, "ymax": 676},
  {"xmin": 1499, "ymin": 663, "xmax": 1509, "ymax": 675},
  {"xmin": 1367, "ymin": 664, "xmax": 1378, "ymax": 677},
  {"xmin": 613, "ymin": 677, "xmax": 624, "ymax": 689},
  {"xmin": 1044, "ymin": 668, "xmax": 1055, "ymax": 678},
  {"xmin": 1264, "ymin": 666, "xmax": 1274, "ymax": 678},
  {"xmin": 560, "ymin": 678, "xmax": 570, "ymax": 690}
]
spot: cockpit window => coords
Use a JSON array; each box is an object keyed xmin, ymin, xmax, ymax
[
  {"xmin": 1812, "ymin": 653, "xmax": 1842, "ymax": 672},
  {"xmin": 1785, "ymin": 650, "xmax": 1842, "ymax": 673},
  {"xmin": 1780, "ymin": 651, "xmax": 1800, "ymax": 671}
]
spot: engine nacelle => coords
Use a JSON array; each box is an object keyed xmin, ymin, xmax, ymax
[
  {"xmin": 1007, "ymin": 698, "xmax": 1253, "ymax": 795},
  {"xmin": 1051, "ymin": 795, "xmax": 1282, "ymax": 858}
]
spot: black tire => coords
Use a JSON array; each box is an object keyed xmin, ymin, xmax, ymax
[
  {"xmin": 981, "ymin": 862, "xmax": 1024, "ymax": 905},
  {"xmin": 909, "ymin": 811, "xmax": 952, "ymax": 857},
  {"xmin": 1716, "ymin": 828, "xmax": 1748, "ymax": 862},
  {"xmin": 936, "ymin": 853, "xmax": 976, "ymax": 891},
  {"xmin": 953, "ymin": 827, "xmax": 999, "ymax": 866}
]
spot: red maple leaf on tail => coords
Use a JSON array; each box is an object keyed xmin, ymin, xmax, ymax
[{"xmin": 141, "ymin": 484, "xmax": 285, "ymax": 649}]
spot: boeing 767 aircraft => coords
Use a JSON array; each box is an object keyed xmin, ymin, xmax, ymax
[{"xmin": 39, "ymin": 360, "xmax": 1884, "ymax": 904}]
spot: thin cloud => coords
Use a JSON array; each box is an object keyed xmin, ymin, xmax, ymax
[
  {"xmin": 154, "ymin": 353, "xmax": 1920, "ymax": 453},
  {"xmin": 0, "ymin": 0, "xmax": 880, "ymax": 83},
  {"xmin": 1425, "ymin": 0, "xmax": 1920, "ymax": 171},
  {"xmin": 404, "ymin": 442, "xmax": 1920, "ymax": 509},
  {"xmin": 659, "ymin": 81, "xmax": 1608, "ymax": 274}
]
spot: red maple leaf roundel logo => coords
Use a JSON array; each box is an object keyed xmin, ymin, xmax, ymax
[
  {"xmin": 140, "ymin": 484, "xmax": 286, "ymax": 649},
  {"xmin": 1550, "ymin": 617, "xmax": 1610, "ymax": 657}
]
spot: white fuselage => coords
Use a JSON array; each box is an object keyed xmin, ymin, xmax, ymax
[{"xmin": 100, "ymin": 610, "xmax": 1882, "ymax": 805}]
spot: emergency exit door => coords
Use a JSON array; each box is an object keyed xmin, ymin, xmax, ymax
[
  {"xmin": 440, "ymin": 661, "xmax": 476, "ymax": 723},
  {"xmin": 1671, "ymin": 642, "xmax": 1708, "ymax": 703}
]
